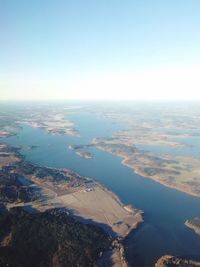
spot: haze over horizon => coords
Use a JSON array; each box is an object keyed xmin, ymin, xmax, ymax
[{"xmin": 1, "ymin": 0, "xmax": 200, "ymax": 101}]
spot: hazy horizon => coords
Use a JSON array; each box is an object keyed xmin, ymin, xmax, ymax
[{"xmin": 1, "ymin": 1, "xmax": 200, "ymax": 101}]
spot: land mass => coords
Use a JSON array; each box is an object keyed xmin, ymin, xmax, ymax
[
  {"xmin": 2, "ymin": 103, "xmax": 200, "ymax": 266},
  {"xmin": 0, "ymin": 207, "xmax": 110, "ymax": 267},
  {"xmin": 76, "ymin": 151, "xmax": 93, "ymax": 159},
  {"xmin": 92, "ymin": 138, "xmax": 200, "ymax": 197},
  {"xmin": 185, "ymin": 217, "xmax": 200, "ymax": 235},
  {"xmin": 0, "ymin": 143, "xmax": 143, "ymax": 266},
  {"xmin": 155, "ymin": 255, "xmax": 200, "ymax": 267},
  {"xmin": 82, "ymin": 103, "xmax": 200, "ymax": 197},
  {"xmin": 0, "ymin": 105, "xmax": 78, "ymax": 137},
  {"xmin": 0, "ymin": 143, "xmax": 143, "ymax": 238}
]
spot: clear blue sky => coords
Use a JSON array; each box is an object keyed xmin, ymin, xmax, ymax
[{"xmin": 1, "ymin": 0, "xmax": 200, "ymax": 100}]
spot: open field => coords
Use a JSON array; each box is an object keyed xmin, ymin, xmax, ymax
[
  {"xmin": 52, "ymin": 185, "xmax": 143, "ymax": 238},
  {"xmin": 9, "ymin": 180, "xmax": 143, "ymax": 239}
]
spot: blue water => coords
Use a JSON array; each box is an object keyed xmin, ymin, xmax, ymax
[{"xmin": 2, "ymin": 112, "xmax": 200, "ymax": 267}]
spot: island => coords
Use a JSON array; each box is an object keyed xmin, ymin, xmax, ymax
[
  {"xmin": 76, "ymin": 151, "xmax": 93, "ymax": 159},
  {"xmin": 185, "ymin": 217, "xmax": 200, "ymax": 235}
]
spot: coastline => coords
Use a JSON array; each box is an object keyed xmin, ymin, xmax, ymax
[
  {"xmin": 0, "ymin": 142, "xmax": 143, "ymax": 267},
  {"xmin": 185, "ymin": 219, "xmax": 200, "ymax": 236},
  {"xmin": 95, "ymin": 145, "xmax": 200, "ymax": 198},
  {"xmin": 75, "ymin": 151, "xmax": 93, "ymax": 159},
  {"xmin": 155, "ymin": 255, "xmax": 200, "ymax": 267},
  {"xmin": 97, "ymin": 182, "xmax": 144, "ymax": 238},
  {"xmin": 123, "ymin": 157, "xmax": 200, "ymax": 198}
]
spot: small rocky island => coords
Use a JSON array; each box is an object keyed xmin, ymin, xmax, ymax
[
  {"xmin": 68, "ymin": 144, "xmax": 94, "ymax": 159},
  {"xmin": 76, "ymin": 151, "xmax": 93, "ymax": 159},
  {"xmin": 185, "ymin": 217, "xmax": 200, "ymax": 235}
]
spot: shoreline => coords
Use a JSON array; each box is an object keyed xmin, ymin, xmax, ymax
[
  {"xmin": 75, "ymin": 151, "xmax": 93, "ymax": 159},
  {"xmin": 155, "ymin": 255, "xmax": 200, "ymax": 267},
  {"xmin": 95, "ymin": 145, "xmax": 200, "ymax": 198},
  {"xmin": 185, "ymin": 219, "xmax": 200, "ymax": 236},
  {"xmin": 0, "ymin": 142, "xmax": 143, "ymax": 240},
  {"xmin": 27, "ymin": 174, "xmax": 143, "ymax": 267},
  {"xmin": 0, "ymin": 142, "xmax": 143, "ymax": 267},
  {"xmin": 123, "ymin": 158, "xmax": 200, "ymax": 198},
  {"xmin": 123, "ymin": 157, "xmax": 200, "ymax": 198},
  {"xmin": 96, "ymin": 181, "xmax": 144, "ymax": 238}
]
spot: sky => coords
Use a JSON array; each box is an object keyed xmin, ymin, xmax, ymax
[{"xmin": 1, "ymin": 0, "xmax": 200, "ymax": 101}]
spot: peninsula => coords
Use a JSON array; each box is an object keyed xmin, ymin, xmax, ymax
[
  {"xmin": 81, "ymin": 103, "xmax": 200, "ymax": 198},
  {"xmin": 185, "ymin": 217, "xmax": 200, "ymax": 235}
]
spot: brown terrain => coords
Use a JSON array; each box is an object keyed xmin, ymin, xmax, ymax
[
  {"xmin": 91, "ymin": 136, "xmax": 200, "ymax": 197},
  {"xmin": 155, "ymin": 255, "xmax": 200, "ymax": 267},
  {"xmin": 185, "ymin": 217, "xmax": 200, "ymax": 235},
  {"xmin": 0, "ymin": 142, "xmax": 143, "ymax": 267}
]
